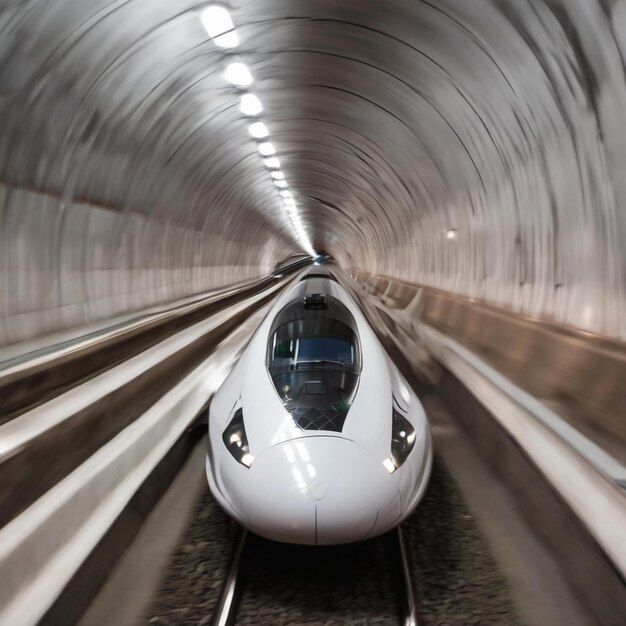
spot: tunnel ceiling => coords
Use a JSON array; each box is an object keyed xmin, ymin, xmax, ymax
[{"xmin": 1, "ymin": 0, "xmax": 625, "ymax": 341}]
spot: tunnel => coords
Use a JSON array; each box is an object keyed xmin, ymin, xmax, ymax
[{"xmin": 0, "ymin": 1, "xmax": 625, "ymax": 624}]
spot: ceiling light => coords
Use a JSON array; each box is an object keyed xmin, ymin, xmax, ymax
[
  {"xmin": 446, "ymin": 229, "xmax": 457, "ymax": 240},
  {"xmin": 224, "ymin": 62, "xmax": 252, "ymax": 86},
  {"xmin": 283, "ymin": 197, "xmax": 296, "ymax": 206},
  {"xmin": 240, "ymin": 93, "xmax": 263, "ymax": 116},
  {"xmin": 279, "ymin": 190, "xmax": 292, "ymax": 198},
  {"xmin": 263, "ymin": 157, "xmax": 280, "ymax": 169},
  {"xmin": 271, "ymin": 170, "xmax": 285, "ymax": 180},
  {"xmin": 249, "ymin": 122, "xmax": 269, "ymax": 138},
  {"xmin": 258, "ymin": 141, "xmax": 275, "ymax": 156},
  {"xmin": 201, "ymin": 6, "xmax": 239, "ymax": 48},
  {"xmin": 274, "ymin": 179, "xmax": 288, "ymax": 188}
]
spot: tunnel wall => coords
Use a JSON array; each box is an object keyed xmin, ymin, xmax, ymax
[
  {"xmin": 2, "ymin": 0, "xmax": 626, "ymax": 346},
  {"xmin": 337, "ymin": 0, "xmax": 626, "ymax": 341},
  {"xmin": 0, "ymin": 0, "xmax": 303, "ymax": 348},
  {"xmin": 0, "ymin": 181, "xmax": 282, "ymax": 347}
]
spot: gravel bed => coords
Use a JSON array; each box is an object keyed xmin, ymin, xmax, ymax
[
  {"xmin": 236, "ymin": 533, "xmax": 399, "ymax": 625},
  {"xmin": 143, "ymin": 486, "xmax": 238, "ymax": 626},
  {"xmin": 144, "ymin": 456, "xmax": 521, "ymax": 625},
  {"xmin": 404, "ymin": 458, "xmax": 522, "ymax": 625}
]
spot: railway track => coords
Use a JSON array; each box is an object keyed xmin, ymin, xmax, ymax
[
  {"xmin": 140, "ymin": 453, "xmax": 523, "ymax": 626},
  {"xmin": 210, "ymin": 527, "xmax": 419, "ymax": 626}
]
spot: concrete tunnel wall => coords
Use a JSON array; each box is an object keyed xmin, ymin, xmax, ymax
[{"xmin": 0, "ymin": 0, "xmax": 625, "ymax": 346}]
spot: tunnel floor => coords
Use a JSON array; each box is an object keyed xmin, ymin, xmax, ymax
[{"xmin": 141, "ymin": 455, "xmax": 520, "ymax": 626}]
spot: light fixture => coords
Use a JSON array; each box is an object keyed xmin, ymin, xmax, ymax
[
  {"xmin": 274, "ymin": 179, "xmax": 288, "ymax": 188},
  {"xmin": 283, "ymin": 197, "xmax": 296, "ymax": 206},
  {"xmin": 279, "ymin": 190, "xmax": 292, "ymax": 198},
  {"xmin": 446, "ymin": 229, "xmax": 457, "ymax": 240},
  {"xmin": 240, "ymin": 93, "xmax": 263, "ymax": 116},
  {"xmin": 271, "ymin": 170, "xmax": 285, "ymax": 180},
  {"xmin": 382, "ymin": 457, "xmax": 396, "ymax": 474},
  {"xmin": 201, "ymin": 6, "xmax": 239, "ymax": 48},
  {"xmin": 224, "ymin": 62, "xmax": 253, "ymax": 86},
  {"xmin": 258, "ymin": 141, "xmax": 275, "ymax": 156},
  {"xmin": 263, "ymin": 157, "xmax": 280, "ymax": 169},
  {"xmin": 249, "ymin": 122, "xmax": 269, "ymax": 138}
]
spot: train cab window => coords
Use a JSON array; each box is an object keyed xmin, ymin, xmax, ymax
[
  {"xmin": 271, "ymin": 336, "xmax": 354, "ymax": 368},
  {"xmin": 267, "ymin": 304, "xmax": 361, "ymax": 432}
]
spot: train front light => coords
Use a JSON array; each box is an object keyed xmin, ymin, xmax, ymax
[
  {"xmin": 222, "ymin": 408, "xmax": 254, "ymax": 468},
  {"xmin": 383, "ymin": 408, "xmax": 416, "ymax": 473}
]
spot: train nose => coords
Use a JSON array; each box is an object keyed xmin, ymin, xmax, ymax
[{"xmin": 231, "ymin": 437, "xmax": 401, "ymax": 545}]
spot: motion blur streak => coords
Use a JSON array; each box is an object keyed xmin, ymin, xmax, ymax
[{"xmin": 0, "ymin": 0, "xmax": 625, "ymax": 345}]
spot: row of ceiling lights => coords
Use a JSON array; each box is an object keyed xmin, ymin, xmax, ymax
[{"xmin": 201, "ymin": 5, "xmax": 316, "ymax": 257}]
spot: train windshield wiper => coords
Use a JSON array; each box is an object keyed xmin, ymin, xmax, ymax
[{"xmin": 294, "ymin": 359, "xmax": 345, "ymax": 370}]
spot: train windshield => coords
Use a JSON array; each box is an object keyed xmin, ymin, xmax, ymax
[
  {"xmin": 272, "ymin": 335, "xmax": 354, "ymax": 369},
  {"xmin": 267, "ymin": 309, "xmax": 361, "ymax": 432}
]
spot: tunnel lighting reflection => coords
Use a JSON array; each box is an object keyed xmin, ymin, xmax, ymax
[
  {"xmin": 291, "ymin": 467, "xmax": 307, "ymax": 491},
  {"xmin": 201, "ymin": 6, "xmax": 239, "ymax": 48},
  {"xmin": 224, "ymin": 62, "xmax": 252, "ymax": 86},
  {"xmin": 248, "ymin": 121, "xmax": 269, "ymax": 138},
  {"xmin": 399, "ymin": 382, "xmax": 411, "ymax": 404},
  {"xmin": 295, "ymin": 441, "xmax": 310, "ymax": 462},
  {"xmin": 240, "ymin": 93, "xmax": 263, "ymax": 116},
  {"xmin": 263, "ymin": 157, "xmax": 280, "ymax": 169},
  {"xmin": 283, "ymin": 444, "xmax": 295, "ymax": 463},
  {"xmin": 280, "ymin": 190, "xmax": 292, "ymax": 198},
  {"xmin": 274, "ymin": 179, "xmax": 288, "ymax": 188},
  {"xmin": 446, "ymin": 229, "xmax": 457, "ymax": 240},
  {"xmin": 258, "ymin": 141, "xmax": 275, "ymax": 156},
  {"xmin": 271, "ymin": 170, "xmax": 285, "ymax": 180},
  {"xmin": 283, "ymin": 197, "xmax": 296, "ymax": 206}
]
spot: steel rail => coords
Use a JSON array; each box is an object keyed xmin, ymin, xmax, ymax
[
  {"xmin": 210, "ymin": 526, "xmax": 419, "ymax": 626},
  {"xmin": 210, "ymin": 530, "xmax": 248, "ymax": 626},
  {"xmin": 395, "ymin": 526, "xmax": 419, "ymax": 626}
]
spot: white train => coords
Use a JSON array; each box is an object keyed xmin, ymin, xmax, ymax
[{"xmin": 206, "ymin": 269, "xmax": 432, "ymax": 545}]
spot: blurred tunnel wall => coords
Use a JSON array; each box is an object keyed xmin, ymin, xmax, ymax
[
  {"xmin": 0, "ymin": 182, "xmax": 286, "ymax": 345},
  {"xmin": 1, "ymin": 0, "xmax": 625, "ymax": 346}
]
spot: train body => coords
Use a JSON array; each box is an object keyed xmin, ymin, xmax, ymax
[{"xmin": 206, "ymin": 270, "xmax": 432, "ymax": 545}]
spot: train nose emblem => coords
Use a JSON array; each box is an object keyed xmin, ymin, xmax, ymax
[{"xmin": 309, "ymin": 482, "xmax": 326, "ymax": 501}]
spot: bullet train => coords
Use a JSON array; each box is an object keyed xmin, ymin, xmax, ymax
[{"xmin": 206, "ymin": 269, "xmax": 432, "ymax": 545}]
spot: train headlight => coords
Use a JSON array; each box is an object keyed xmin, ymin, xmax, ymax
[
  {"xmin": 222, "ymin": 408, "xmax": 254, "ymax": 468},
  {"xmin": 383, "ymin": 408, "xmax": 416, "ymax": 473}
]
